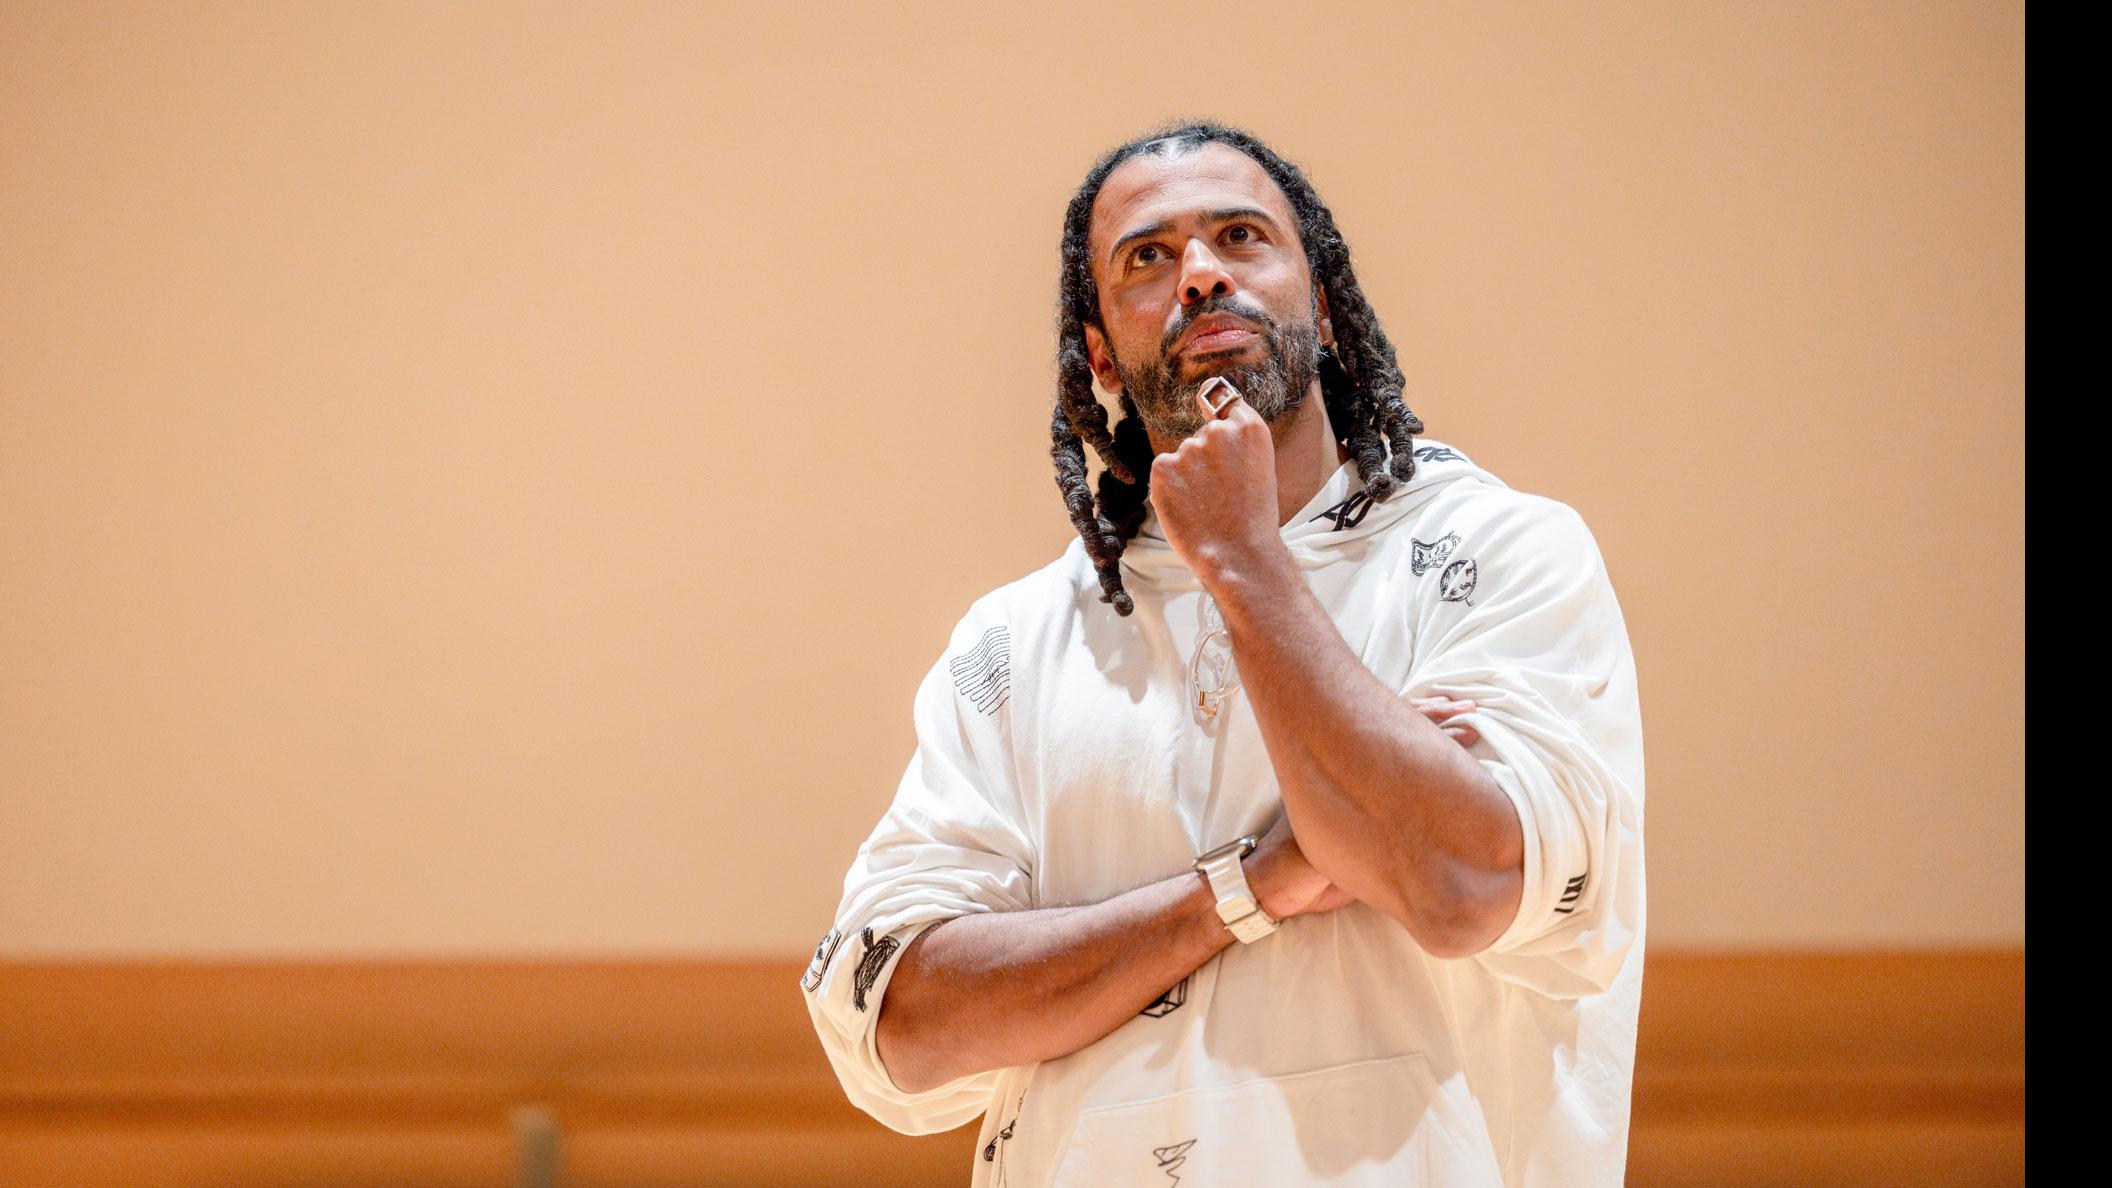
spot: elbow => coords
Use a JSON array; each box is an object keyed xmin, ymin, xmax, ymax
[
  {"xmin": 873, "ymin": 960, "xmax": 960, "ymax": 1096},
  {"xmin": 875, "ymin": 1005, "xmax": 946, "ymax": 1095},
  {"xmin": 1385, "ymin": 856, "xmax": 1524, "ymax": 961}
]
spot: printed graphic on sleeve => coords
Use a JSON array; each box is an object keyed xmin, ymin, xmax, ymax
[
  {"xmin": 800, "ymin": 927, "xmax": 845, "ymax": 994},
  {"xmin": 1413, "ymin": 444, "xmax": 1466, "ymax": 464},
  {"xmin": 850, "ymin": 926, "xmax": 902, "ymax": 1012},
  {"xmin": 1153, "ymin": 1139, "xmax": 1198, "ymax": 1186},
  {"xmin": 1410, "ymin": 532, "xmax": 1461, "ymax": 575},
  {"xmin": 948, "ymin": 626, "xmax": 1012, "ymax": 716},
  {"xmin": 1553, "ymin": 873, "xmax": 1588, "ymax": 915},
  {"xmin": 1139, "ymin": 974, "xmax": 1189, "ymax": 1018}
]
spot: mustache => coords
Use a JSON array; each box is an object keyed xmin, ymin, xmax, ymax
[{"xmin": 1159, "ymin": 296, "xmax": 1277, "ymax": 356}]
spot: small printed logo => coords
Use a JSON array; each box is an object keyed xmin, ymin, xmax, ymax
[
  {"xmin": 1410, "ymin": 532, "xmax": 1461, "ymax": 575},
  {"xmin": 800, "ymin": 927, "xmax": 844, "ymax": 993},
  {"xmin": 1414, "ymin": 444, "xmax": 1466, "ymax": 464},
  {"xmin": 850, "ymin": 927, "xmax": 902, "ymax": 1012},
  {"xmin": 1153, "ymin": 1138, "xmax": 1198, "ymax": 1186},
  {"xmin": 1554, "ymin": 873, "xmax": 1588, "ymax": 914},
  {"xmin": 1139, "ymin": 975, "xmax": 1189, "ymax": 1018},
  {"xmin": 1438, "ymin": 558, "xmax": 1478, "ymax": 604},
  {"xmin": 1310, "ymin": 489, "xmax": 1376, "ymax": 531}
]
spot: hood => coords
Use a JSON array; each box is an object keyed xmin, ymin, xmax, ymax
[{"xmin": 1118, "ymin": 436, "xmax": 1505, "ymax": 590}]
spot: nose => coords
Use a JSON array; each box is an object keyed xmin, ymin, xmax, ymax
[{"xmin": 1178, "ymin": 238, "xmax": 1236, "ymax": 307}]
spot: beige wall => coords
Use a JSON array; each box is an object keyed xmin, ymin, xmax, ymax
[{"xmin": 0, "ymin": 1, "xmax": 2023, "ymax": 957}]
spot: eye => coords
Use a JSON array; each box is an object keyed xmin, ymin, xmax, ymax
[
  {"xmin": 1129, "ymin": 244, "xmax": 1167, "ymax": 268},
  {"xmin": 1225, "ymin": 223, "xmax": 1260, "ymax": 244}
]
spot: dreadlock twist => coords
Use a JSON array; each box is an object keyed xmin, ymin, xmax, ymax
[{"xmin": 1051, "ymin": 119, "xmax": 1426, "ymax": 617}]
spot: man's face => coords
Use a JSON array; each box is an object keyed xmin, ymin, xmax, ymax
[{"xmin": 1083, "ymin": 141, "xmax": 1333, "ymax": 444}]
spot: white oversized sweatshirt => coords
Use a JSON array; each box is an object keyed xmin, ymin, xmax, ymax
[{"xmin": 801, "ymin": 439, "xmax": 1646, "ymax": 1187}]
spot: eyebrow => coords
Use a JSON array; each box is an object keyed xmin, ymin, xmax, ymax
[{"xmin": 1105, "ymin": 205, "xmax": 1282, "ymax": 269}]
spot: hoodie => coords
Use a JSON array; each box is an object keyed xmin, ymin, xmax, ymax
[{"xmin": 803, "ymin": 438, "xmax": 1646, "ymax": 1187}]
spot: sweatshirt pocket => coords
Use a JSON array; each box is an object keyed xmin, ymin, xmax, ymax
[{"xmin": 1048, "ymin": 1051, "xmax": 1502, "ymax": 1187}]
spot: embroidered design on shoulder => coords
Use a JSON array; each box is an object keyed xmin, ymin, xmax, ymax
[
  {"xmin": 850, "ymin": 926, "xmax": 902, "ymax": 1012},
  {"xmin": 1554, "ymin": 872, "xmax": 1588, "ymax": 914},
  {"xmin": 800, "ymin": 927, "xmax": 845, "ymax": 993},
  {"xmin": 1414, "ymin": 444, "xmax": 1466, "ymax": 464},
  {"xmin": 1309, "ymin": 489, "xmax": 1376, "ymax": 531},
  {"xmin": 948, "ymin": 625, "xmax": 1011, "ymax": 716},
  {"xmin": 1139, "ymin": 974, "xmax": 1189, "ymax": 1018},
  {"xmin": 1438, "ymin": 558, "xmax": 1478, "ymax": 605},
  {"xmin": 1410, "ymin": 531, "xmax": 1461, "ymax": 575},
  {"xmin": 1153, "ymin": 1138, "xmax": 1198, "ymax": 1186}
]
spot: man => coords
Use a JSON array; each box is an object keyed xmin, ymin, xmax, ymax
[{"xmin": 801, "ymin": 120, "xmax": 1645, "ymax": 1187}]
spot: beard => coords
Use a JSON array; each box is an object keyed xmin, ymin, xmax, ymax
[{"xmin": 1111, "ymin": 294, "xmax": 1323, "ymax": 442}]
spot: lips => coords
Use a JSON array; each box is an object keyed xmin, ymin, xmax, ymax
[
  {"xmin": 1178, "ymin": 315, "xmax": 1262, "ymax": 354},
  {"xmin": 1184, "ymin": 328, "xmax": 1257, "ymax": 352}
]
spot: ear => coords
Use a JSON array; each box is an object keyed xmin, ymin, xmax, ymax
[
  {"xmin": 1315, "ymin": 284, "xmax": 1335, "ymax": 350},
  {"xmin": 1082, "ymin": 322, "xmax": 1123, "ymax": 394}
]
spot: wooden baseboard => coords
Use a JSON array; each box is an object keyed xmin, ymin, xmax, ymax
[{"xmin": 0, "ymin": 949, "xmax": 2022, "ymax": 1187}]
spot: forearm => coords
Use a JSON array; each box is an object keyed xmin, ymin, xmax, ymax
[
  {"xmin": 1207, "ymin": 549, "xmax": 1523, "ymax": 955},
  {"xmin": 875, "ymin": 868, "xmax": 1233, "ymax": 1094}
]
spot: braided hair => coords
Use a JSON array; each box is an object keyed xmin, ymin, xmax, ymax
[{"xmin": 1051, "ymin": 119, "xmax": 1425, "ymax": 616}]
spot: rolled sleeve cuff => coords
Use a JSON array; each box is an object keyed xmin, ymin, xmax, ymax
[
  {"xmin": 1462, "ymin": 712, "xmax": 1593, "ymax": 955},
  {"xmin": 802, "ymin": 916, "xmax": 1001, "ymax": 1135}
]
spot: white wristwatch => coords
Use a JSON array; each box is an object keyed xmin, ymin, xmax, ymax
[{"xmin": 1194, "ymin": 835, "xmax": 1279, "ymax": 944}]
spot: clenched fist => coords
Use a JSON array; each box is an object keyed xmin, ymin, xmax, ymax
[{"xmin": 1148, "ymin": 381, "xmax": 1285, "ymax": 583}]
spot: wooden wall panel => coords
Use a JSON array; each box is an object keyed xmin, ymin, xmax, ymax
[{"xmin": 0, "ymin": 951, "xmax": 2022, "ymax": 1186}]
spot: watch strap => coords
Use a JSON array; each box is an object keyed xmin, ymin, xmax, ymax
[{"xmin": 1194, "ymin": 835, "xmax": 1278, "ymax": 943}]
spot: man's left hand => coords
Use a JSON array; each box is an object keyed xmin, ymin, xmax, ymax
[{"xmin": 1148, "ymin": 383, "xmax": 1288, "ymax": 584}]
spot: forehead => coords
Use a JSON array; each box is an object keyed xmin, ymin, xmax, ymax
[{"xmin": 1086, "ymin": 141, "xmax": 1299, "ymax": 269}]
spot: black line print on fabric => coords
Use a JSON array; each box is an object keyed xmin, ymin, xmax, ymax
[
  {"xmin": 1410, "ymin": 532, "xmax": 1461, "ymax": 575},
  {"xmin": 1554, "ymin": 872, "xmax": 1588, "ymax": 914},
  {"xmin": 1309, "ymin": 489, "xmax": 1376, "ymax": 531},
  {"xmin": 850, "ymin": 926, "xmax": 901, "ymax": 1012},
  {"xmin": 983, "ymin": 1116, "xmax": 1014, "ymax": 1161},
  {"xmin": 984, "ymin": 1084, "xmax": 1026, "ymax": 1186},
  {"xmin": 1153, "ymin": 1138, "xmax": 1198, "ymax": 1186},
  {"xmin": 800, "ymin": 926, "xmax": 844, "ymax": 993},
  {"xmin": 1139, "ymin": 975, "xmax": 1189, "ymax": 1018},
  {"xmin": 1439, "ymin": 558, "xmax": 1478, "ymax": 604},
  {"xmin": 949, "ymin": 625, "xmax": 1011, "ymax": 716}
]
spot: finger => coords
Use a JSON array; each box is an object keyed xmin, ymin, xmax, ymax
[
  {"xmin": 1195, "ymin": 376, "xmax": 1243, "ymax": 420},
  {"xmin": 1444, "ymin": 725, "xmax": 1482, "ymax": 748}
]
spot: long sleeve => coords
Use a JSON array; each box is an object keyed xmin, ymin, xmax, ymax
[
  {"xmin": 800, "ymin": 612, "xmax": 1037, "ymax": 1134},
  {"xmin": 1399, "ymin": 496, "xmax": 1645, "ymax": 999}
]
